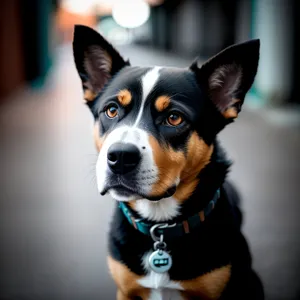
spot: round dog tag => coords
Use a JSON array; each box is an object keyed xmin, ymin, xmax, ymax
[{"xmin": 148, "ymin": 249, "xmax": 172, "ymax": 273}]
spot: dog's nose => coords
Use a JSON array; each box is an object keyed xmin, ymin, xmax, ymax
[{"xmin": 107, "ymin": 143, "xmax": 141, "ymax": 174}]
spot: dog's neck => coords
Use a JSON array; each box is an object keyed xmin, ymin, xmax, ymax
[
  {"xmin": 128, "ymin": 139, "xmax": 231, "ymax": 223},
  {"xmin": 178, "ymin": 139, "xmax": 231, "ymax": 220}
]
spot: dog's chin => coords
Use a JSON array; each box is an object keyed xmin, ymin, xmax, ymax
[
  {"xmin": 105, "ymin": 185, "xmax": 177, "ymax": 202},
  {"xmin": 109, "ymin": 188, "xmax": 141, "ymax": 202}
]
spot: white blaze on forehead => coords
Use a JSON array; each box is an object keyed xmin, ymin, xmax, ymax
[{"xmin": 133, "ymin": 67, "xmax": 161, "ymax": 127}]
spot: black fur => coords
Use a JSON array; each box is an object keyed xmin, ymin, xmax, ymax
[
  {"xmin": 73, "ymin": 25, "xmax": 263, "ymax": 299},
  {"xmin": 108, "ymin": 145, "xmax": 264, "ymax": 299}
]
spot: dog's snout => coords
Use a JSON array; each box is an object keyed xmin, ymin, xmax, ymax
[{"xmin": 107, "ymin": 143, "xmax": 141, "ymax": 174}]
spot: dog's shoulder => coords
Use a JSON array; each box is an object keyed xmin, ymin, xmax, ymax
[{"xmin": 222, "ymin": 181, "xmax": 243, "ymax": 229}]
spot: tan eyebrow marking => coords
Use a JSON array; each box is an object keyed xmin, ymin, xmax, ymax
[
  {"xmin": 155, "ymin": 95, "xmax": 171, "ymax": 112},
  {"xmin": 117, "ymin": 89, "xmax": 132, "ymax": 106}
]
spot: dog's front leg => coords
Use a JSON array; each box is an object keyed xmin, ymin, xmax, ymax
[
  {"xmin": 108, "ymin": 256, "xmax": 150, "ymax": 300},
  {"xmin": 117, "ymin": 289, "xmax": 133, "ymax": 300}
]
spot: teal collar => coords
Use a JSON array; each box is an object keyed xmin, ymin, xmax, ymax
[{"xmin": 118, "ymin": 189, "xmax": 220, "ymax": 240}]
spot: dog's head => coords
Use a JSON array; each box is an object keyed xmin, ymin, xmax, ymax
[{"xmin": 73, "ymin": 25, "xmax": 259, "ymax": 203}]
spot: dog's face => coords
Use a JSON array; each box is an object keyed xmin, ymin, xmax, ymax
[
  {"xmin": 91, "ymin": 66, "xmax": 214, "ymax": 202},
  {"xmin": 73, "ymin": 25, "xmax": 259, "ymax": 203}
]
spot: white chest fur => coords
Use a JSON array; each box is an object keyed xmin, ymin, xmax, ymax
[
  {"xmin": 147, "ymin": 288, "xmax": 184, "ymax": 300},
  {"xmin": 138, "ymin": 252, "xmax": 184, "ymax": 300},
  {"xmin": 135, "ymin": 196, "xmax": 180, "ymax": 222}
]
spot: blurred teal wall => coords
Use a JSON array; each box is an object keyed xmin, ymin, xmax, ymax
[{"xmin": 20, "ymin": 0, "xmax": 57, "ymax": 88}]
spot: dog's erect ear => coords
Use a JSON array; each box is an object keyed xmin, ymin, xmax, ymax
[
  {"xmin": 190, "ymin": 40, "xmax": 260, "ymax": 119},
  {"xmin": 73, "ymin": 25, "xmax": 129, "ymax": 102}
]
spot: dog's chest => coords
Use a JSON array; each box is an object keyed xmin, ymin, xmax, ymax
[
  {"xmin": 138, "ymin": 251, "xmax": 184, "ymax": 299},
  {"xmin": 137, "ymin": 250, "xmax": 231, "ymax": 300},
  {"xmin": 145, "ymin": 288, "xmax": 184, "ymax": 300},
  {"xmin": 138, "ymin": 270, "xmax": 184, "ymax": 300}
]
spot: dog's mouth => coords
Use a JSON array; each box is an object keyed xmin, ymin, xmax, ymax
[{"xmin": 100, "ymin": 182, "xmax": 177, "ymax": 201}]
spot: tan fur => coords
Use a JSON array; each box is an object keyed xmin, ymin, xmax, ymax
[
  {"xmin": 199, "ymin": 210, "xmax": 205, "ymax": 222},
  {"xmin": 149, "ymin": 132, "xmax": 213, "ymax": 201},
  {"xmin": 107, "ymin": 256, "xmax": 150, "ymax": 299},
  {"xmin": 116, "ymin": 289, "xmax": 132, "ymax": 300},
  {"xmin": 127, "ymin": 201, "xmax": 136, "ymax": 210},
  {"xmin": 154, "ymin": 95, "xmax": 170, "ymax": 112},
  {"xmin": 182, "ymin": 220, "xmax": 190, "ymax": 233},
  {"xmin": 222, "ymin": 107, "xmax": 238, "ymax": 119},
  {"xmin": 173, "ymin": 179, "xmax": 199, "ymax": 203},
  {"xmin": 149, "ymin": 135, "xmax": 187, "ymax": 198},
  {"xmin": 174, "ymin": 132, "xmax": 213, "ymax": 202},
  {"xmin": 147, "ymin": 131, "xmax": 213, "ymax": 202},
  {"xmin": 118, "ymin": 89, "xmax": 132, "ymax": 107},
  {"xmin": 93, "ymin": 121, "xmax": 104, "ymax": 152},
  {"xmin": 108, "ymin": 256, "xmax": 230, "ymax": 300},
  {"xmin": 180, "ymin": 264, "xmax": 232, "ymax": 300},
  {"xmin": 84, "ymin": 89, "xmax": 97, "ymax": 102},
  {"xmin": 222, "ymin": 99, "xmax": 240, "ymax": 119}
]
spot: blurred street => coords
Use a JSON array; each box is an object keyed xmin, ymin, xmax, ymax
[{"xmin": 0, "ymin": 44, "xmax": 300, "ymax": 300}]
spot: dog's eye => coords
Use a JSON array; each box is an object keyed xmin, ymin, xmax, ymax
[
  {"xmin": 166, "ymin": 113, "xmax": 183, "ymax": 126},
  {"xmin": 105, "ymin": 104, "xmax": 118, "ymax": 119}
]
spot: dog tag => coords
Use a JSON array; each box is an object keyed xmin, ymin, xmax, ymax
[{"xmin": 148, "ymin": 249, "xmax": 172, "ymax": 273}]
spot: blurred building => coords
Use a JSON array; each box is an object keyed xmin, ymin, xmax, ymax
[
  {"xmin": 0, "ymin": 1, "xmax": 57, "ymax": 99},
  {"xmin": 0, "ymin": 0, "xmax": 298, "ymax": 108},
  {"xmin": 0, "ymin": 2, "xmax": 299, "ymax": 300},
  {"xmin": 148, "ymin": 0, "xmax": 299, "ymax": 107}
]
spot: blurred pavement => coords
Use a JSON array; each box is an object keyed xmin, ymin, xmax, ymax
[{"xmin": 0, "ymin": 45, "xmax": 300, "ymax": 300}]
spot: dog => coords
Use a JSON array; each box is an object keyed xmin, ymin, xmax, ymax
[{"xmin": 73, "ymin": 25, "xmax": 264, "ymax": 300}]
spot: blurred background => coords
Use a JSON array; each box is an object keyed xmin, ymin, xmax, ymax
[{"xmin": 0, "ymin": 0, "xmax": 299, "ymax": 299}]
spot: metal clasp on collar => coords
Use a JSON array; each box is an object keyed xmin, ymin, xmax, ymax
[
  {"xmin": 150, "ymin": 223, "xmax": 176, "ymax": 242},
  {"xmin": 149, "ymin": 223, "xmax": 175, "ymax": 273}
]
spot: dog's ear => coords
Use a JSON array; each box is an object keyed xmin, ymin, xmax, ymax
[
  {"xmin": 190, "ymin": 40, "xmax": 260, "ymax": 120},
  {"xmin": 73, "ymin": 25, "xmax": 129, "ymax": 102}
]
